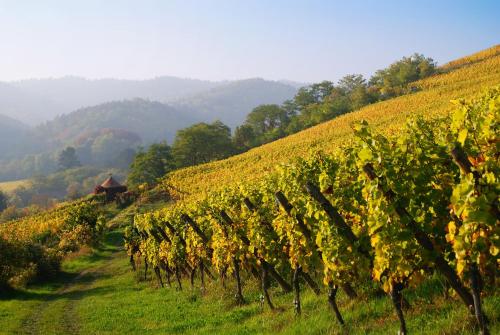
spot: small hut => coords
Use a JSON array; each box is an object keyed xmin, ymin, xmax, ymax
[{"xmin": 94, "ymin": 175, "xmax": 127, "ymax": 201}]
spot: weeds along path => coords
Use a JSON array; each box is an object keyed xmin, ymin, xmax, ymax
[{"xmin": 19, "ymin": 230, "xmax": 124, "ymax": 335}]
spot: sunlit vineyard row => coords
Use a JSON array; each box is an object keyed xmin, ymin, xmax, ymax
[
  {"xmin": 0, "ymin": 196, "xmax": 99, "ymax": 242},
  {"xmin": 441, "ymin": 44, "xmax": 500, "ymax": 71},
  {"xmin": 0, "ymin": 196, "xmax": 105, "ymax": 288},
  {"xmin": 161, "ymin": 45, "xmax": 500, "ymax": 205},
  {"xmin": 128, "ymin": 87, "xmax": 498, "ymax": 334}
]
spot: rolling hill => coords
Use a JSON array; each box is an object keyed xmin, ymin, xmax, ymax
[
  {"xmin": 172, "ymin": 78, "xmax": 299, "ymax": 128},
  {"xmin": 7, "ymin": 76, "xmax": 219, "ymax": 124},
  {"xmin": 0, "ymin": 82, "xmax": 63, "ymax": 125},
  {"xmin": 3, "ymin": 76, "xmax": 300, "ymax": 127},
  {"xmin": 36, "ymin": 99, "xmax": 194, "ymax": 146},
  {"xmin": 0, "ymin": 114, "xmax": 44, "ymax": 160},
  {"xmin": 161, "ymin": 45, "xmax": 500, "ymax": 204},
  {"xmin": 0, "ymin": 77, "xmax": 299, "ymax": 181},
  {"xmin": 35, "ymin": 78, "xmax": 299, "ymax": 146}
]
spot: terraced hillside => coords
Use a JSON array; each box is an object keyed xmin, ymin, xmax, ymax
[{"xmin": 163, "ymin": 45, "xmax": 500, "ymax": 204}]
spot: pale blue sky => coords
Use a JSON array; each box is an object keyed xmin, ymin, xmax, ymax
[{"xmin": 0, "ymin": 0, "xmax": 498, "ymax": 82}]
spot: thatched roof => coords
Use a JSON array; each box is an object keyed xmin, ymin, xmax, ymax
[{"xmin": 100, "ymin": 176, "xmax": 124, "ymax": 189}]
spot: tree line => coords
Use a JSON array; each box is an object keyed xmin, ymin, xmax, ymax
[
  {"xmin": 128, "ymin": 53, "xmax": 436, "ymax": 188},
  {"xmin": 0, "ymin": 53, "xmax": 437, "ymax": 210}
]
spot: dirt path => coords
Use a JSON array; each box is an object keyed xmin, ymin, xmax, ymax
[{"xmin": 19, "ymin": 249, "xmax": 121, "ymax": 335}]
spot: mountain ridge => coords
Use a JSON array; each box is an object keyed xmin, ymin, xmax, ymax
[{"xmin": 2, "ymin": 76, "xmax": 303, "ymax": 126}]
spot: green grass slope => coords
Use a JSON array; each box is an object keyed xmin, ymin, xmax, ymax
[{"xmin": 1, "ymin": 229, "xmax": 498, "ymax": 335}]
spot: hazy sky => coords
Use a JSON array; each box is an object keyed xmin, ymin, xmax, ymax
[{"xmin": 1, "ymin": 0, "xmax": 498, "ymax": 83}]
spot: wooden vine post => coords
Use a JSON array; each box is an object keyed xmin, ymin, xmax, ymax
[
  {"xmin": 273, "ymin": 192, "xmax": 322, "ymax": 295},
  {"xmin": 154, "ymin": 226, "xmax": 175, "ymax": 288},
  {"xmin": 153, "ymin": 224, "xmax": 182, "ymax": 291},
  {"xmin": 149, "ymin": 229, "xmax": 168, "ymax": 288},
  {"xmin": 390, "ymin": 282, "xmax": 407, "ymax": 335},
  {"xmin": 233, "ymin": 256, "xmax": 245, "ymax": 304},
  {"xmin": 293, "ymin": 265, "xmax": 302, "ymax": 315},
  {"xmin": 213, "ymin": 210, "xmax": 245, "ymax": 304},
  {"xmin": 274, "ymin": 191, "xmax": 328, "ymax": 318},
  {"xmin": 242, "ymin": 198, "xmax": 294, "ymax": 294},
  {"xmin": 362, "ymin": 163, "xmax": 476, "ymax": 312},
  {"xmin": 451, "ymin": 146, "xmax": 491, "ymax": 335},
  {"xmin": 180, "ymin": 214, "xmax": 216, "ymax": 281},
  {"xmin": 166, "ymin": 221, "xmax": 215, "ymax": 282},
  {"xmin": 304, "ymin": 181, "xmax": 370, "ymax": 259},
  {"xmin": 304, "ymin": 182, "xmax": 369, "ymax": 300},
  {"xmin": 327, "ymin": 283, "xmax": 344, "ymax": 325},
  {"xmin": 199, "ymin": 260, "xmax": 206, "ymax": 292},
  {"xmin": 219, "ymin": 210, "xmax": 276, "ymax": 309}
]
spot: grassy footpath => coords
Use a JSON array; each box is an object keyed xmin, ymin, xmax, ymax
[{"xmin": 1, "ymin": 229, "xmax": 498, "ymax": 334}]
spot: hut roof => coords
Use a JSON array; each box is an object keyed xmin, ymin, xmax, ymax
[{"xmin": 100, "ymin": 176, "xmax": 124, "ymax": 189}]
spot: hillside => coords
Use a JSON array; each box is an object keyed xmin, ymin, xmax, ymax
[
  {"xmin": 162, "ymin": 45, "xmax": 500, "ymax": 204},
  {"xmin": 172, "ymin": 78, "xmax": 299, "ymax": 128},
  {"xmin": 36, "ymin": 79, "xmax": 298, "ymax": 146},
  {"xmin": 5, "ymin": 76, "xmax": 218, "ymax": 124},
  {"xmin": 0, "ymin": 82, "xmax": 63, "ymax": 125},
  {"xmin": 1, "ymin": 229, "xmax": 497, "ymax": 335},
  {"xmin": 36, "ymin": 99, "xmax": 194, "ymax": 145},
  {"xmin": 0, "ymin": 114, "xmax": 43, "ymax": 160},
  {"xmin": 3, "ymin": 76, "xmax": 299, "ymax": 126},
  {"xmin": 0, "ymin": 45, "xmax": 499, "ymax": 335}
]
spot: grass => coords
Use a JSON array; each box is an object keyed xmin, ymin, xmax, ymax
[
  {"xmin": 1, "ymin": 228, "xmax": 498, "ymax": 334},
  {"xmin": 0, "ymin": 179, "xmax": 30, "ymax": 193},
  {"xmin": 0, "ymin": 229, "xmax": 121, "ymax": 335}
]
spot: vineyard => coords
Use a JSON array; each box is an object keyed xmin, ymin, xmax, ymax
[
  {"xmin": 126, "ymin": 88, "xmax": 499, "ymax": 334},
  {"xmin": 0, "ymin": 46, "xmax": 498, "ymax": 334},
  {"xmin": 161, "ymin": 45, "xmax": 500, "ymax": 204},
  {"xmin": 0, "ymin": 196, "xmax": 106, "ymax": 289}
]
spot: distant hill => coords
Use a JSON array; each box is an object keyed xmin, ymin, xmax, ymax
[
  {"xmin": 4, "ymin": 76, "xmax": 221, "ymax": 125},
  {"xmin": 278, "ymin": 79, "xmax": 308, "ymax": 89},
  {"xmin": 35, "ymin": 79, "xmax": 299, "ymax": 145},
  {"xmin": 173, "ymin": 78, "xmax": 298, "ymax": 128},
  {"xmin": 0, "ymin": 114, "xmax": 44, "ymax": 160},
  {"xmin": 36, "ymin": 99, "xmax": 194, "ymax": 146},
  {"xmin": 2, "ymin": 76, "xmax": 299, "ymax": 127},
  {"xmin": 0, "ymin": 77, "xmax": 298, "ymax": 179},
  {"xmin": 0, "ymin": 82, "xmax": 64, "ymax": 125}
]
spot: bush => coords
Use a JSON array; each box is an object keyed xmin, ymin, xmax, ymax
[
  {"xmin": 58, "ymin": 224, "xmax": 94, "ymax": 252},
  {"xmin": 27, "ymin": 245, "xmax": 61, "ymax": 281},
  {"xmin": 0, "ymin": 238, "xmax": 62, "ymax": 288},
  {"xmin": 0, "ymin": 237, "xmax": 24, "ymax": 289}
]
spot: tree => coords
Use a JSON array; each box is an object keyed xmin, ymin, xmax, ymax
[
  {"xmin": 0, "ymin": 190, "xmax": 7, "ymax": 212},
  {"xmin": 58, "ymin": 147, "xmax": 80, "ymax": 170},
  {"xmin": 128, "ymin": 142, "xmax": 174, "ymax": 188},
  {"xmin": 233, "ymin": 124, "xmax": 256, "ymax": 152},
  {"xmin": 293, "ymin": 81, "xmax": 334, "ymax": 109},
  {"xmin": 369, "ymin": 53, "xmax": 436, "ymax": 97},
  {"xmin": 244, "ymin": 104, "xmax": 290, "ymax": 144},
  {"xmin": 172, "ymin": 121, "xmax": 234, "ymax": 167},
  {"xmin": 338, "ymin": 74, "xmax": 366, "ymax": 94},
  {"xmin": 90, "ymin": 130, "xmax": 141, "ymax": 167}
]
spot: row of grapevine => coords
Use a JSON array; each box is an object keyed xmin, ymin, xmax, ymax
[
  {"xmin": 0, "ymin": 195, "xmax": 106, "ymax": 289},
  {"xmin": 158, "ymin": 47, "xmax": 500, "ymax": 208},
  {"xmin": 126, "ymin": 88, "xmax": 498, "ymax": 334}
]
